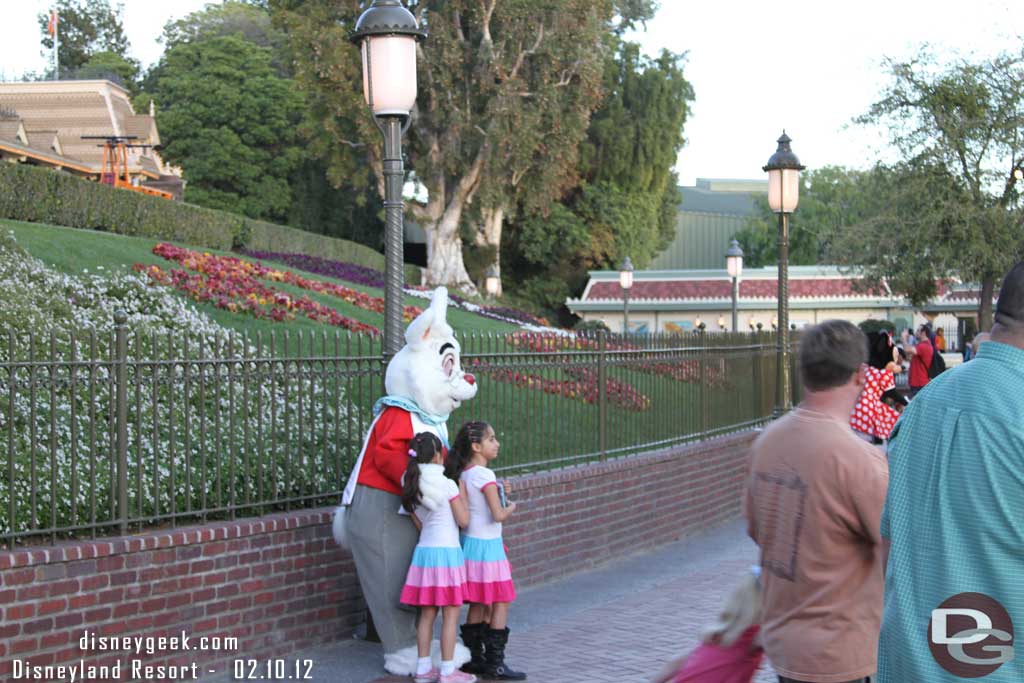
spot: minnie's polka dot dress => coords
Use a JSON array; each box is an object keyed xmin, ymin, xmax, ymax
[{"xmin": 850, "ymin": 366, "xmax": 900, "ymax": 439}]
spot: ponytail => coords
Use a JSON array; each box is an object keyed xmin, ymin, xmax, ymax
[
  {"xmin": 401, "ymin": 432, "xmax": 444, "ymax": 513},
  {"xmin": 401, "ymin": 460, "xmax": 422, "ymax": 513}
]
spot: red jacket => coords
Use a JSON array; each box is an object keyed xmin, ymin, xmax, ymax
[
  {"xmin": 356, "ymin": 407, "xmax": 447, "ymax": 495},
  {"xmin": 909, "ymin": 339, "xmax": 934, "ymax": 388}
]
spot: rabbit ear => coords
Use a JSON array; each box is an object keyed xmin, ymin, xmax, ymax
[
  {"xmin": 429, "ymin": 287, "xmax": 449, "ymax": 329},
  {"xmin": 404, "ymin": 287, "xmax": 448, "ymax": 346},
  {"xmin": 405, "ymin": 304, "xmax": 435, "ymax": 348}
]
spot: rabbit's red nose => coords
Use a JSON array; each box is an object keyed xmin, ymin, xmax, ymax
[{"xmin": 464, "ymin": 373, "xmax": 476, "ymax": 385}]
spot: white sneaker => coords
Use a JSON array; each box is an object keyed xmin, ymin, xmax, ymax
[
  {"xmin": 414, "ymin": 668, "xmax": 439, "ymax": 683},
  {"xmin": 440, "ymin": 671, "xmax": 476, "ymax": 683}
]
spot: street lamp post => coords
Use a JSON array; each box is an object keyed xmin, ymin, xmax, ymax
[
  {"xmin": 351, "ymin": 0, "xmax": 426, "ymax": 357},
  {"xmin": 619, "ymin": 257, "xmax": 634, "ymax": 334},
  {"xmin": 725, "ymin": 239, "xmax": 744, "ymax": 332},
  {"xmin": 763, "ymin": 131, "xmax": 805, "ymax": 418}
]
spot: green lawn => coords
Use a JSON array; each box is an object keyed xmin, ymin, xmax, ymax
[
  {"xmin": 3, "ymin": 219, "xmax": 519, "ymax": 337},
  {"xmin": 2, "ymin": 217, "xmax": 771, "ymax": 542}
]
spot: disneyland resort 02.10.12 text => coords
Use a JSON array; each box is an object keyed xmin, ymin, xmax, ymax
[{"xmin": 10, "ymin": 629, "xmax": 238, "ymax": 681}]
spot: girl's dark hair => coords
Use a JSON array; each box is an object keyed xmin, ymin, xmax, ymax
[
  {"xmin": 446, "ymin": 421, "xmax": 491, "ymax": 480},
  {"xmin": 401, "ymin": 432, "xmax": 444, "ymax": 513}
]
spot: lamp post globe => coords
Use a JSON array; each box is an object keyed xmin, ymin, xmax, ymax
[
  {"xmin": 619, "ymin": 256, "xmax": 634, "ymax": 334},
  {"xmin": 350, "ymin": 0, "xmax": 426, "ymax": 357},
  {"xmin": 725, "ymin": 238, "xmax": 744, "ymax": 332},
  {"xmin": 763, "ymin": 131, "xmax": 805, "ymax": 418},
  {"xmin": 484, "ymin": 264, "xmax": 500, "ymax": 298},
  {"xmin": 351, "ymin": 0, "xmax": 426, "ymax": 117}
]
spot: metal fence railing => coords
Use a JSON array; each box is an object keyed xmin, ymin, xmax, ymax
[{"xmin": 1, "ymin": 316, "xmax": 787, "ymax": 545}]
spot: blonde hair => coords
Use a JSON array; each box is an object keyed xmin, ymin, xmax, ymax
[{"xmin": 700, "ymin": 572, "xmax": 761, "ymax": 647}]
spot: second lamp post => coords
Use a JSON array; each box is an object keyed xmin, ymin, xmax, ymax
[
  {"xmin": 619, "ymin": 257, "xmax": 634, "ymax": 334},
  {"xmin": 763, "ymin": 132, "xmax": 804, "ymax": 417},
  {"xmin": 725, "ymin": 239, "xmax": 743, "ymax": 333}
]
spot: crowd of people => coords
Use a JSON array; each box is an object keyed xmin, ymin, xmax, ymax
[{"xmin": 654, "ymin": 260, "xmax": 1024, "ymax": 683}]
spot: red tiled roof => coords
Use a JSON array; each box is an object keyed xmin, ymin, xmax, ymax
[
  {"xmin": 587, "ymin": 278, "xmax": 888, "ymax": 301},
  {"xmin": 943, "ymin": 289, "xmax": 997, "ymax": 302}
]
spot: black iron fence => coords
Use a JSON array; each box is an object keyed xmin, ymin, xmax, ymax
[{"xmin": 1, "ymin": 316, "xmax": 790, "ymax": 545}]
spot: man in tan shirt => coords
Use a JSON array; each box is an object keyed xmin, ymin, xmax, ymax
[{"xmin": 745, "ymin": 320, "xmax": 889, "ymax": 683}]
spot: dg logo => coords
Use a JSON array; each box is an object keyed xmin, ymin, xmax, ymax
[{"xmin": 929, "ymin": 592, "xmax": 1015, "ymax": 677}]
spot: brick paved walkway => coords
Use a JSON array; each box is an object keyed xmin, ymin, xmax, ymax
[{"xmin": 275, "ymin": 518, "xmax": 776, "ymax": 683}]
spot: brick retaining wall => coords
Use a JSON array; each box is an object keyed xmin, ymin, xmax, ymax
[{"xmin": 0, "ymin": 430, "xmax": 756, "ymax": 681}]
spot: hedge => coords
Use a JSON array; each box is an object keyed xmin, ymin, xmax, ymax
[
  {"xmin": 0, "ymin": 162, "xmax": 237, "ymax": 249},
  {"xmin": 0, "ymin": 163, "xmax": 421, "ymax": 282}
]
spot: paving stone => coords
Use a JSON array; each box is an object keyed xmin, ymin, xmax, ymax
[{"xmin": 242, "ymin": 519, "xmax": 781, "ymax": 683}]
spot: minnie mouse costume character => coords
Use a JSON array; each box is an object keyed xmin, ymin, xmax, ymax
[{"xmin": 333, "ymin": 288, "xmax": 478, "ymax": 676}]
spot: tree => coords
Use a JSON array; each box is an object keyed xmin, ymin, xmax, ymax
[
  {"xmin": 500, "ymin": 39, "xmax": 693, "ymax": 316},
  {"xmin": 161, "ymin": 0, "xmax": 290, "ymax": 76},
  {"xmin": 146, "ymin": 35, "xmax": 304, "ymax": 221},
  {"xmin": 853, "ymin": 49, "xmax": 1024, "ymax": 329},
  {"xmin": 79, "ymin": 50, "xmax": 140, "ymax": 93},
  {"xmin": 38, "ymin": 0, "xmax": 134, "ymax": 75},
  {"xmin": 735, "ymin": 165, "xmax": 879, "ymax": 268},
  {"xmin": 273, "ymin": 0, "xmax": 649, "ymax": 293}
]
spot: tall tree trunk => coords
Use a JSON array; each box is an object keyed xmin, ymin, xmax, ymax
[
  {"xmin": 424, "ymin": 204, "xmax": 477, "ymax": 294},
  {"xmin": 978, "ymin": 273, "xmax": 996, "ymax": 331},
  {"xmin": 475, "ymin": 205, "xmax": 504, "ymax": 297},
  {"xmin": 410, "ymin": 141, "xmax": 487, "ymax": 295}
]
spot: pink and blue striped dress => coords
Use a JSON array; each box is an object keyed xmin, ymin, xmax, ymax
[
  {"xmin": 460, "ymin": 465, "xmax": 516, "ymax": 604},
  {"xmin": 399, "ymin": 484, "xmax": 468, "ymax": 607}
]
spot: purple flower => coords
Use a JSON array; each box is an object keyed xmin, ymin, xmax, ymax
[
  {"xmin": 239, "ymin": 250, "xmax": 387, "ymax": 288},
  {"xmin": 241, "ymin": 249, "xmax": 551, "ymax": 328}
]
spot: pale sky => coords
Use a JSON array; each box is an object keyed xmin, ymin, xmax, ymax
[{"xmin": 2, "ymin": 1, "xmax": 1023, "ymax": 185}]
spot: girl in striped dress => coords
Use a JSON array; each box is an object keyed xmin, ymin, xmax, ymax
[
  {"xmin": 400, "ymin": 433, "xmax": 476, "ymax": 683},
  {"xmin": 446, "ymin": 422, "xmax": 526, "ymax": 681}
]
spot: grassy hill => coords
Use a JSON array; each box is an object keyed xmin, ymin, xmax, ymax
[
  {"xmin": 2, "ymin": 217, "xmax": 765, "ymax": 479},
  {"xmin": 3, "ymin": 219, "xmax": 519, "ymax": 338}
]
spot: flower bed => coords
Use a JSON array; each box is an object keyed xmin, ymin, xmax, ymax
[
  {"xmin": 240, "ymin": 248, "xmax": 552, "ymax": 329},
  {"xmin": 136, "ymin": 243, "xmax": 439, "ymax": 333},
  {"xmin": 506, "ymin": 332, "xmax": 730, "ymax": 388},
  {"xmin": 477, "ymin": 367, "xmax": 650, "ymax": 412},
  {"xmin": 240, "ymin": 249, "xmax": 390, "ymax": 289},
  {"xmin": 1, "ymin": 232, "xmax": 351, "ymax": 538}
]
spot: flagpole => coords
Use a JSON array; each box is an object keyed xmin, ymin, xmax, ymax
[{"xmin": 53, "ymin": 10, "xmax": 60, "ymax": 80}]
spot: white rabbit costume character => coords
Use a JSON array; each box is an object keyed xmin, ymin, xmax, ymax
[{"xmin": 333, "ymin": 288, "xmax": 477, "ymax": 675}]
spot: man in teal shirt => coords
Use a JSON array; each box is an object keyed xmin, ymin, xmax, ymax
[{"xmin": 878, "ymin": 262, "xmax": 1024, "ymax": 681}]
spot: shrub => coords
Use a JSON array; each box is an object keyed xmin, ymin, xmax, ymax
[
  {"xmin": 0, "ymin": 163, "xmax": 237, "ymax": 249},
  {"xmin": 858, "ymin": 319, "xmax": 896, "ymax": 335},
  {"xmin": 0, "ymin": 231, "xmax": 352, "ymax": 538},
  {"xmin": 574, "ymin": 319, "xmax": 610, "ymax": 333},
  {"xmin": 0, "ymin": 163, "xmax": 420, "ymax": 279}
]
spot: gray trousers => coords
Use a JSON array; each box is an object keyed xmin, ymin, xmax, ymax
[{"xmin": 346, "ymin": 484, "xmax": 419, "ymax": 655}]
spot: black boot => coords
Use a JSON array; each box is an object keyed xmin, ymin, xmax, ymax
[
  {"xmin": 460, "ymin": 622, "xmax": 487, "ymax": 675},
  {"xmin": 483, "ymin": 627, "xmax": 527, "ymax": 680}
]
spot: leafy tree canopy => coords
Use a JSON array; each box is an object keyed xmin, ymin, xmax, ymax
[
  {"xmin": 80, "ymin": 50, "xmax": 140, "ymax": 93},
  {"xmin": 735, "ymin": 165, "xmax": 877, "ymax": 268},
  {"xmin": 146, "ymin": 35, "xmax": 303, "ymax": 221},
  {"xmin": 161, "ymin": 1, "xmax": 289, "ymax": 74},
  {"xmin": 38, "ymin": 0, "xmax": 133, "ymax": 75},
  {"xmin": 502, "ymin": 37, "xmax": 692, "ymax": 318},
  {"xmin": 274, "ymin": 0, "xmax": 658, "ymax": 292},
  {"xmin": 851, "ymin": 48, "xmax": 1024, "ymax": 328}
]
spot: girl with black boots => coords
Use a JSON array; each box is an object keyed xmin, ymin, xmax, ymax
[{"xmin": 447, "ymin": 421, "xmax": 527, "ymax": 680}]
